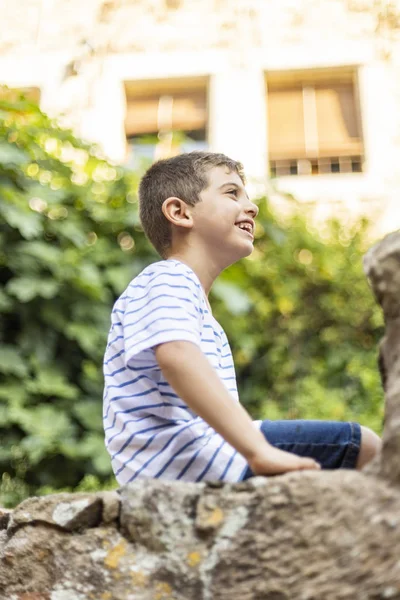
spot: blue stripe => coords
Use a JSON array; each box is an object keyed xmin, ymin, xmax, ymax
[
  {"xmin": 123, "ymin": 422, "xmax": 197, "ymax": 481},
  {"xmin": 112, "ymin": 422, "xmax": 172, "ymax": 460},
  {"xmin": 124, "ymin": 294, "xmax": 203, "ymax": 316},
  {"xmin": 195, "ymin": 439, "xmax": 226, "ymax": 482},
  {"xmin": 127, "ymin": 364, "xmax": 157, "ymax": 371},
  {"xmin": 104, "ymin": 366, "xmax": 127, "ymax": 377},
  {"xmin": 124, "ymin": 304, "xmax": 199, "ymax": 324},
  {"xmin": 132, "ymin": 281, "xmax": 199, "ymax": 293},
  {"xmin": 218, "ymin": 451, "xmax": 237, "ymax": 480},
  {"xmin": 114, "ymin": 421, "xmax": 194, "ymax": 478},
  {"xmin": 108, "ymin": 414, "xmax": 190, "ymax": 447},
  {"xmin": 104, "ymin": 349, "xmax": 125, "ymax": 365},
  {"xmin": 153, "ymin": 434, "xmax": 207, "ymax": 479},
  {"xmin": 107, "ymin": 334, "xmax": 123, "ymax": 347},
  {"xmin": 105, "ymin": 398, "xmax": 163, "ymax": 430},
  {"xmin": 105, "ymin": 402, "xmax": 192, "ymax": 432},
  {"xmin": 203, "ymin": 324, "xmax": 221, "ymax": 336},
  {"xmin": 135, "ymin": 269, "xmax": 201, "ymax": 288},
  {"xmin": 125, "ymin": 328, "xmax": 198, "ymax": 354},
  {"xmin": 202, "ymin": 338, "xmax": 220, "ymax": 345},
  {"xmin": 204, "ymin": 352, "xmax": 220, "ymax": 359},
  {"xmin": 104, "ymin": 387, "xmax": 158, "ymax": 420},
  {"xmin": 123, "ymin": 316, "xmax": 192, "ymax": 342},
  {"xmin": 106, "ymin": 374, "xmax": 151, "ymax": 390},
  {"xmin": 107, "ymin": 414, "xmax": 155, "ymax": 444},
  {"xmin": 117, "ymin": 270, "xmax": 201, "ymax": 303},
  {"xmin": 176, "ymin": 433, "xmax": 213, "ymax": 479},
  {"xmin": 115, "ymin": 431, "xmax": 163, "ymax": 477}
]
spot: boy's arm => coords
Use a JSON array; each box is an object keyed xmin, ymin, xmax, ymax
[{"xmin": 155, "ymin": 341, "xmax": 320, "ymax": 476}]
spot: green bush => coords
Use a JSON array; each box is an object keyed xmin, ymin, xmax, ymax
[
  {"xmin": 213, "ymin": 204, "xmax": 384, "ymax": 433},
  {"xmin": 0, "ymin": 92, "xmax": 384, "ymax": 506},
  {"xmin": 0, "ymin": 90, "xmax": 158, "ymax": 505}
]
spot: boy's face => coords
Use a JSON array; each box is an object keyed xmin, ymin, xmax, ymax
[{"xmin": 192, "ymin": 165, "xmax": 259, "ymax": 264}]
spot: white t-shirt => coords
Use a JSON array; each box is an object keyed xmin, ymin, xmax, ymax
[{"xmin": 103, "ymin": 258, "xmax": 251, "ymax": 485}]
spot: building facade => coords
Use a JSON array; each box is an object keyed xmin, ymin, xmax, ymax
[{"xmin": 2, "ymin": 0, "xmax": 400, "ymax": 233}]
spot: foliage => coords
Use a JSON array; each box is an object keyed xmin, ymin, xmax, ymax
[
  {"xmin": 0, "ymin": 91, "xmax": 384, "ymax": 506},
  {"xmin": 212, "ymin": 204, "xmax": 384, "ymax": 433},
  {"xmin": 0, "ymin": 89, "xmax": 157, "ymax": 505}
]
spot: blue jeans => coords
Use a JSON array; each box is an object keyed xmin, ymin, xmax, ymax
[{"xmin": 241, "ymin": 419, "xmax": 362, "ymax": 480}]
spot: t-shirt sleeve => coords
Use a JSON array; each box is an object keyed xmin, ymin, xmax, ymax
[{"xmin": 122, "ymin": 266, "xmax": 204, "ymax": 366}]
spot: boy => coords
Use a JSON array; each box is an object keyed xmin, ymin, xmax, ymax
[{"xmin": 103, "ymin": 152, "xmax": 381, "ymax": 485}]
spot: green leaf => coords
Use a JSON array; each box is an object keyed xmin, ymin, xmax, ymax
[
  {"xmin": 65, "ymin": 322, "xmax": 104, "ymax": 355},
  {"xmin": 0, "ymin": 202, "xmax": 43, "ymax": 239},
  {"xmin": 6, "ymin": 277, "xmax": 59, "ymax": 302},
  {"xmin": 15, "ymin": 241, "xmax": 63, "ymax": 267},
  {"xmin": 26, "ymin": 368, "xmax": 79, "ymax": 400},
  {"xmin": 212, "ymin": 281, "xmax": 251, "ymax": 315},
  {"xmin": 0, "ymin": 346, "xmax": 28, "ymax": 377},
  {"xmin": 106, "ymin": 265, "xmax": 135, "ymax": 294},
  {"xmin": 0, "ymin": 288, "xmax": 13, "ymax": 311},
  {"xmin": 0, "ymin": 384, "xmax": 28, "ymax": 404},
  {"xmin": 78, "ymin": 433, "xmax": 112, "ymax": 475},
  {"xmin": 73, "ymin": 400, "xmax": 103, "ymax": 431},
  {"xmin": 0, "ymin": 142, "xmax": 30, "ymax": 166},
  {"xmin": 14, "ymin": 404, "xmax": 75, "ymax": 439}
]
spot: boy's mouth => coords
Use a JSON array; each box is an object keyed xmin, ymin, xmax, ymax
[{"xmin": 235, "ymin": 219, "xmax": 255, "ymax": 238}]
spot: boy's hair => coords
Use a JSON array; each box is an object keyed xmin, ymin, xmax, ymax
[{"xmin": 138, "ymin": 151, "xmax": 245, "ymax": 257}]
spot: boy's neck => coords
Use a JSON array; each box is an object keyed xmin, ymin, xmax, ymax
[{"xmin": 166, "ymin": 250, "xmax": 222, "ymax": 297}]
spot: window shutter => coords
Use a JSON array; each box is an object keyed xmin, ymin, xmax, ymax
[
  {"xmin": 125, "ymin": 90, "xmax": 207, "ymax": 136},
  {"xmin": 267, "ymin": 87, "xmax": 306, "ymax": 160},
  {"xmin": 125, "ymin": 96, "xmax": 159, "ymax": 136},
  {"xmin": 315, "ymin": 83, "xmax": 362, "ymax": 157},
  {"xmin": 171, "ymin": 92, "xmax": 207, "ymax": 131}
]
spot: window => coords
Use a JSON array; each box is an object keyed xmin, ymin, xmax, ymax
[
  {"xmin": 124, "ymin": 77, "xmax": 208, "ymax": 169},
  {"xmin": 266, "ymin": 68, "xmax": 364, "ymax": 176}
]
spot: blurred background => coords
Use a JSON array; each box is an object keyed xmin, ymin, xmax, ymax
[{"xmin": 1, "ymin": 0, "xmax": 398, "ymax": 505}]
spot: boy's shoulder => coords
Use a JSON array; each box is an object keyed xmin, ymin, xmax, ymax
[
  {"xmin": 130, "ymin": 259, "xmax": 201, "ymax": 289},
  {"xmin": 118, "ymin": 260, "xmax": 203, "ymax": 307}
]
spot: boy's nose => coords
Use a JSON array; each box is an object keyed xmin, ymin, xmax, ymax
[{"xmin": 245, "ymin": 200, "xmax": 259, "ymax": 219}]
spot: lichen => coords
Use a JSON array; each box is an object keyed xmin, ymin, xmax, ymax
[
  {"xmin": 154, "ymin": 582, "xmax": 173, "ymax": 600},
  {"xmin": 104, "ymin": 540, "xmax": 128, "ymax": 569},
  {"xmin": 187, "ymin": 551, "xmax": 202, "ymax": 567}
]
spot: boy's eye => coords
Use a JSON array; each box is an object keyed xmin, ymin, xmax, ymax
[{"xmin": 227, "ymin": 189, "xmax": 238, "ymax": 196}]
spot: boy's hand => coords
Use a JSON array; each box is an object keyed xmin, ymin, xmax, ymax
[
  {"xmin": 156, "ymin": 341, "xmax": 321, "ymax": 477},
  {"xmin": 248, "ymin": 445, "xmax": 320, "ymax": 476}
]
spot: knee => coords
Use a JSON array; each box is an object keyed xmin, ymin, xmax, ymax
[{"xmin": 356, "ymin": 426, "xmax": 382, "ymax": 470}]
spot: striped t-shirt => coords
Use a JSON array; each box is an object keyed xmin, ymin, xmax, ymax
[{"xmin": 103, "ymin": 258, "xmax": 252, "ymax": 485}]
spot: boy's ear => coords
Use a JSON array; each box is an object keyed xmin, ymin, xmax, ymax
[{"xmin": 162, "ymin": 197, "xmax": 193, "ymax": 229}]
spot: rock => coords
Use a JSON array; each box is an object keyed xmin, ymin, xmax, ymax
[
  {"xmin": 0, "ymin": 507, "xmax": 12, "ymax": 530},
  {"xmin": 2, "ymin": 231, "xmax": 400, "ymax": 598},
  {"xmin": 1, "ymin": 473, "xmax": 400, "ymax": 599}
]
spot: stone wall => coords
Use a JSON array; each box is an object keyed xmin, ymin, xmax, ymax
[
  {"xmin": 2, "ymin": 230, "xmax": 400, "ymax": 599},
  {"xmin": 2, "ymin": 472, "xmax": 400, "ymax": 599},
  {"xmin": 0, "ymin": 1, "xmax": 384, "ymax": 56}
]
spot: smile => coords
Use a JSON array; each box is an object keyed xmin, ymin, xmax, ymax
[{"xmin": 236, "ymin": 224, "xmax": 254, "ymax": 240}]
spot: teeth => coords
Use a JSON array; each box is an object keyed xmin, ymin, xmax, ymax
[{"xmin": 238, "ymin": 223, "xmax": 252, "ymax": 234}]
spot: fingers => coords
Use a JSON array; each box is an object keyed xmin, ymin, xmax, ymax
[{"xmin": 298, "ymin": 457, "xmax": 321, "ymax": 470}]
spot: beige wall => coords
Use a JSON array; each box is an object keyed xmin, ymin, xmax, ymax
[{"xmin": 2, "ymin": 0, "xmax": 400, "ymax": 235}]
